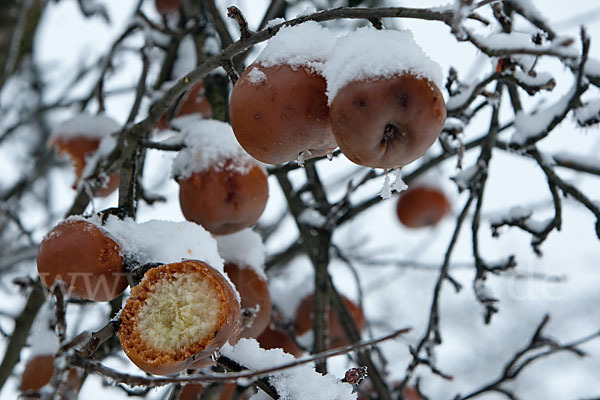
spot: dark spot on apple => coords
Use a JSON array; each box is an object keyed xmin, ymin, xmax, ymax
[{"xmin": 395, "ymin": 93, "xmax": 409, "ymax": 108}]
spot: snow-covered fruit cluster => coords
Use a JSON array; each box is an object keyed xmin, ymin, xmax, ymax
[
  {"xmin": 36, "ymin": 217, "xmax": 275, "ymax": 373},
  {"xmin": 35, "ymin": 213, "xmax": 366, "ymax": 399},
  {"xmin": 230, "ymin": 22, "xmax": 447, "ymax": 169}
]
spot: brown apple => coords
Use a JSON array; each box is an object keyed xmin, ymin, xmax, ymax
[
  {"xmin": 329, "ymin": 73, "xmax": 446, "ymax": 169},
  {"xmin": 177, "ymin": 160, "xmax": 268, "ymax": 235},
  {"xmin": 396, "ymin": 185, "xmax": 450, "ymax": 228},
  {"xmin": 224, "ymin": 263, "xmax": 272, "ymax": 338},
  {"xmin": 155, "ymin": 0, "xmax": 180, "ymax": 15},
  {"xmin": 256, "ymin": 325, "xmax": 303, "ymax": 357},
  {"xmin": 119, "ymin": 260, "xmax": 241, "ymax": 375},
  {"xmin": 229, "ymin": 63, "xmax": 336, "ymax": 164},
  {"xmin": 21, "ymin": 354, "xmax": 80, "ymax": 393},
  {"xmin": 36, "ymin": 218, "xmax": 128, "ymax": 302}
]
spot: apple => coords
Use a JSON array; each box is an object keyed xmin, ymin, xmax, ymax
[
  {"xmin": 224, "ymin": 263, "xmax": 271, "ymax": 338},
  {"xmin": 21, "ymin": 354, "xmax": 80, "ymax": 393},
  {"xmin": 329, "ymin": 73, "xmax": 446, "ymax": 169},
  {"xmin": 155, "ymin": 0, "xmax": 180, "ymax": 15},
  {"xmin": 119, "ymin": 260, "xmax": 241, "ymax": 375},
  {"xmin": 229, "ymin": 63, "xmax": 335, "ymax": 164},
  {"xmin": 36, "ymin": 218, "xmax": 128, "ymax": 302},
  {"xmin": 396, "ymin": 185, "xmax": 450, "ymax": 228},
  {"xmin": 172, "ymin": 118, "xmax": 269, "ymax": 235}
]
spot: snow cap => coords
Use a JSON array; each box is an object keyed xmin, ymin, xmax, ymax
[
  {"xmin": 256, "ymin": 21, "xmax": 337, "ymax": 73},
  {"xmin": 78, "ymin": 215, "xmax": 224, "ymax": 273},
  {"xmin": 216, "ymin": 229, "xmax": 266, "ymax": 280},
  {"xmin": 51, "ymin": 113, "xmax": 120, "ymax": 140},
  {"xmin": 324, "ymin": 27, "xmax": 443, "ymax": 104},
  {"xmin": 171, "ymin": 116, "xmax": 258, "ymax": 178}
]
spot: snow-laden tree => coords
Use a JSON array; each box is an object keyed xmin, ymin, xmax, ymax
[{"xmin": 1, "ymin": 0, "xmax": 600, "ymax": 399}]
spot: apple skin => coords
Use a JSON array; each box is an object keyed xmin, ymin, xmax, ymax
[
  {"xmin": 294, "ymin": 294, "xmax": 365, "ymax": 349},
  {"xmin": 155, "ymin": 0, "xmax": 180, "ymax": 15},
  {"xmin": 329, "ymin": 74, "xmax": 446, "ymax": 169},
  {"xmin": 224, "ymin": 263, "xmax": 272, "ymax": 339},
  {"xmin": 229, "ymin": 63, "xmax": 336, "ymax": 165},
  {"xmin": 177, "ymin": 162, "xmax": 269, "ymax": 235},
  {"xmin": 256, "ymin": 325, "xmax": 303, "ymax": 357},
  {"xmin": 396, "ymin": 186, "xmax": 450, "ymax": 228},
  {"xmin": 36, "ymin": 219, "xmax": 128, "ymax": 302},
  {"xmin": 21, "ymin": 354, "xmax": 80, "ymax": 393}
]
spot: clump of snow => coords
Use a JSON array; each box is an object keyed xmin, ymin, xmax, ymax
[
  {"xmin": 216, "ymin": 229, "xmax": 266, "ymax": 280},
  {"xmin": 489, "ymin": 206, "xmax": 533, "ymax": 225},
  {"xmin": 574, "ymin": 99, "xmax": 600, "ymax": 125},
  {"xmin": 298, "ymin": 208, "xmax": 327, "ymax": 228},
  {"xmin": 452, "ymin": 165, "xmax": 479, "ymax": 190},
  {"xmin": 221, "ymin": 338, "xmax": 356, "ymax": 400},
  {"xmin": 554, "ymin": 152, "xmax": 600, "ymax": 170},
  {"xmin": 171, "ymin": 116, "xmax": 258, "ymax": 178},
  {"xmin": 511, "ymin": 84, "xmax": 577, "ymax": 146},
  {"xmin": 50, "ymin": 113, "xmax": 120, "ymax": 140},
  {"xmin": 79, "ymin": 215, "xmax": 224, "ymax": 272},
  {"xmin": 444, "ymin": 117, "xmax": 465, "ymax": 133},
  {"xmin": 270, "ymin": 273, "xmax": 313, "ymax": 320},
  {"xmin": 509, "ymin": 206, "xmax": 534, "ymax": 220},
  {"xmin": 447, "ymin": 82, "xmax": 477, "ymax": 111},
  {"xmin": 512, "ymin": 70, "xmax": 555, "ymax": 88},
  {"xmin": 247, "ymin": 67, "xmax": 267, "ymax": 85},
  {"xmin": 470, "ymin": 32, "xmax": 579, "ymax": 59},
  {"xmin": 585, "ymin": 58, "xmax": 600, "ymax": 78},
  {"xmin": 28, "ymin": 303, "xmax": 60, "ymax": 356},
  {"xmin": 324, "ymin": 28, "xmax": 443, "ymax": 104},
  {"xmin": 256, "ymin": 21, "xmax": 337, "ymax": 73}
]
